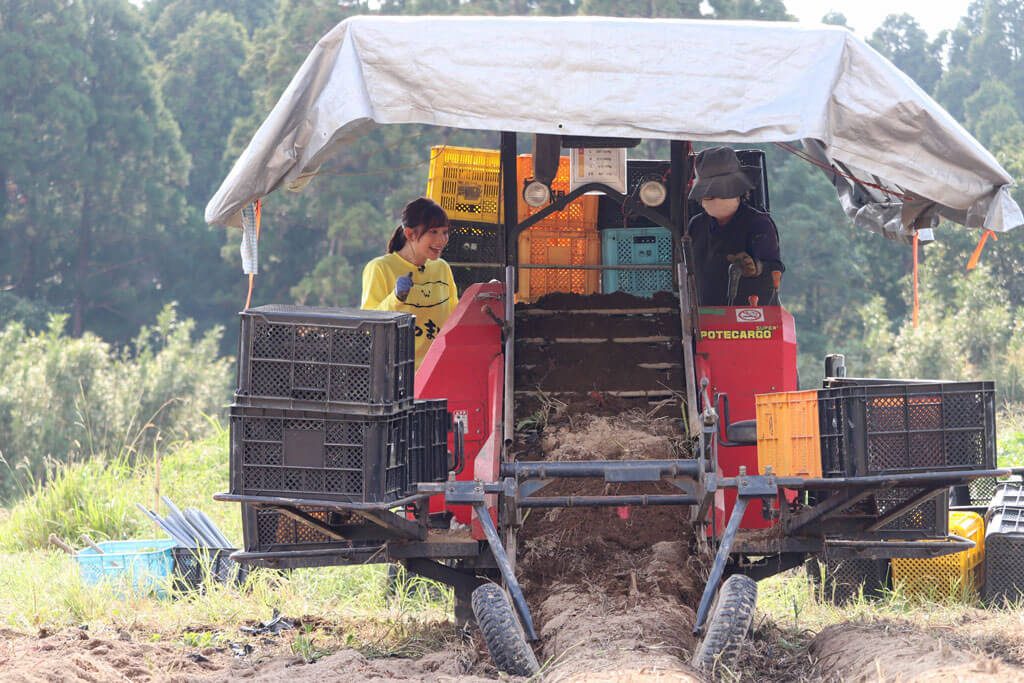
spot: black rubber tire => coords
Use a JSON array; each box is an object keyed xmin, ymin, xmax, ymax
[
  {"xmin": 692, "ymin": 574, "xmax": 758, "ymax": 676},
  {"xmin": 471, "ymin": 583, "xmax": 540, "ymax": 677}
]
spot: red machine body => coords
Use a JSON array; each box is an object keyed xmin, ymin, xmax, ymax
[
  {"xmin": 415, "ymin": 282, "xmax": 505, "ymax": 538},
  {"xmin": 695, "ymin": 306, "xmax": 799, "ymax": 532}
]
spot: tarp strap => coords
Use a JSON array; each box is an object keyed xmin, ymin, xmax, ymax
[
  {"xmin": 243, "ymin": 200, "xmax": 262, "ymax": 309},
  {"xmin": 912, "ymin": 232, "xmax": 919, "ymax": 328},
  {"xmin": 966, "ymin": 229, "xmax": 997, "ymax": 271}
]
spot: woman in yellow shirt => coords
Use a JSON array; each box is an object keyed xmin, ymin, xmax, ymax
[{"xmin": 361, "ymin": 197, "xmax": 459, "ymax": 368}]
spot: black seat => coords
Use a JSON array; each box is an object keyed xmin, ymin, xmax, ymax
[{"xmin": 726, "ymin": 419, "xmax": 757, "ymax": 445}]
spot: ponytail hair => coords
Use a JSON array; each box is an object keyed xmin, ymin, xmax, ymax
[{"xmin": 387, "ymin": 197, "xmax": 449, "ymax": 253}]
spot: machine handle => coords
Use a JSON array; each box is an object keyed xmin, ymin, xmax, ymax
[{"xmin": 450, "ymin": 419, "xmax": 466, "ymax": 475}]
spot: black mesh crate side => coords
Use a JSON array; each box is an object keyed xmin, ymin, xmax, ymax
[
  {"xmin": 451, "ymin": 265, "xmax": 504, "ymax": 297},
  {"xmin": 230, "ymin": 405, "xmax": 410, "ymax": 504},
  {"xmin": 875, "ymin": 487, "xmax": 949, "ymax": 534},
  {"xmin": 983, "ymin": 506, "xmax": 1024, "ymax": 603},
  {"xmin": 241, "ymin": 503, "xmax": 387, "ymax": 555},
  {"xmin": 445, "ymin": 220, "xmax": 502, "ymax": 265},
  {"xmin": 237, "ymin": 306, "xmax": 414, "ymax": 415},
  {"xmin": 406, "ymin": 400, "xmax": 450, "ymax": 495},
  {"xmin": 821, "ymin": 382, "xmax": 995, "ymax": 476},
  {"xmin": 597, "ymin": 160, "xmax": 672, "ymax": 229}
]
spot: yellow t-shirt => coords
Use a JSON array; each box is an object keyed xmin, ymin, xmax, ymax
[{"xmin": 360, "ymin": 252, "xmax": 459, "ymax": 368}]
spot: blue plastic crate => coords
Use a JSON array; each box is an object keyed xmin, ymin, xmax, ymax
[
  {"xmin": 76, "ymin": 539, "xmax": 176, "ymax": 592},
  {"xmin": 601, "ymin": 227, "xmax": 674, "ymax": 298}
]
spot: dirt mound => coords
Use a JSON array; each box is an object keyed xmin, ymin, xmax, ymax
[
  {"xmin": 0, "ymin": 627, "xmax": 228, "ymax": 682},
  {"xmin": 809, "ymin": 621, "xmax": 1024, "ymax": 681},
  {"xmin": 514, "ymin": 410, "xmax": 703, "ymax": 680},
  {"xmin": 0, "ymin": 626, "xmax": 496, "ymax": 683}
]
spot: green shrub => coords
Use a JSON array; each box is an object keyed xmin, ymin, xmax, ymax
[
  {"xmin": 0, "ymin": 304, "xmax": 232, "ymax": 502},
  {"xmin": 0, "ymin": 429, "xmax": 236, "ymax": 551}
]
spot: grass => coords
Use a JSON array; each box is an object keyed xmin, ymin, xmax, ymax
[{"xmin": 0, "ymin": 423, "xmax": 454, "ymax": 662}]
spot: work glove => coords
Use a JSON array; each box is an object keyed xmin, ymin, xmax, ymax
[
  {"xmin": 395, "ymin": 272, "xmax": 413, "ymax": 301},
  {"xmin": 726, "ymin": 252, "xmax": 761, "ymax": 278}
]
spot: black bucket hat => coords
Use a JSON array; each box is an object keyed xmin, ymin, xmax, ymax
[{"xmin": 688, "ymin": 147, "xmax": 754, "ymax": 201}]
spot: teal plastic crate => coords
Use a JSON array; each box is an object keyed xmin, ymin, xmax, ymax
[
  {"xmin": 76, "ymin": 539, "xmax": 176, "ymax": 592},
  {"xmin": 601, "ymin": 227, "xmax": 673, "ymax": 298}
]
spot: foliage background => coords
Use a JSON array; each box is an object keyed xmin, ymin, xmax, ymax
[{"xmin": 1, "ymin": 0, "xmax": 1023, "ymax": 500}]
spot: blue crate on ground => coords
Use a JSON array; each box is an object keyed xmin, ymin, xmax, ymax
[
  {"xmin": 601, "ymin": 226, "xmax": 674, "ymax": 298},
  {"xmin": 76, "ymin": 539, "xmax": 176, "ymax": 592}
]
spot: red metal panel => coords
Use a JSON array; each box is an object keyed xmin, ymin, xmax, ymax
[
  {"xmin": 696, "ymin": 306, "xmax": 798, "ymax": 532},
  {"xmin": 415, "ymin": 282, "xmax": 505, "ymax": 526}
]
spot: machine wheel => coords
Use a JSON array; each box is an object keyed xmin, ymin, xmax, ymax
[
  {"xmin": 692, "ymin": 574, "xmax": 758, "ymax": 676},
  {"xmin": 471, "ymin": 583, "xmax": 540, "ymax": 677}
]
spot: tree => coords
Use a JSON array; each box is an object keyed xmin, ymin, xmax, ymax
[
  {"xmin": 821, "ymin": 12, "xmax": 850, "ymax": 29},
  {"xmin": 580, "ymin": 0, "xmax": 701, "ymax": 17},
  {"xmin": 144, "ymin": 0, "xmax": 276, "ymax": 57},
  {"xmin": 0, "ymin": 0, "xmax": 91, "ymax": 308},
  {"xmin": 706, "ymin": 0, "xmax": 792, "ymax": 21},
  {"xmin": 868, "ymin": 14, "xmax": 943, "ymax": 93}
]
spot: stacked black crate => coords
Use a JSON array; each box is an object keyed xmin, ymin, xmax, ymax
[
  {"xmin": 231, "ymin": 305, "xmax": 417, "ymax": 555},
  {"xmin": 446, "ymin": 221, "xmax": 504, "ymax": 296},
  {"xmin": 984, "ymin": 481, "xmax": 1024, "ymax": 604},
  {"xmin": 818, "ymin": 381, "xmax": 998, "ymax": 536}
]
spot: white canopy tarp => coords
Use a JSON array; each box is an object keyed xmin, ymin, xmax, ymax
[{"xmin": 206, "ymin": 15, "xmax": 1022, "ymax": 238}]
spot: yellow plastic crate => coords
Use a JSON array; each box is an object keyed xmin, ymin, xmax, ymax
[
  {"xmin": 755, "ymin": 390, "xmax": 822, "ymax": 478},
  {"xmin": 517, "ymin": 228, "xmax": 600, "ymax": 303},
  {"xmin": 892, "ymin": 511, "xmax": 985, "ymax": 599},
  {"xmin": 426, "ymin": 146, "xmax": 502, "ymax": 224},
  {"xmin": 517, "ymin": 155, "xmax": 598, "ymax": 232}
]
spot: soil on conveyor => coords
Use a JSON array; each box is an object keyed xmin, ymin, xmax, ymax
[{"xmin": 513, "ymin": 405, "xmax": 705, "ymax": 682}]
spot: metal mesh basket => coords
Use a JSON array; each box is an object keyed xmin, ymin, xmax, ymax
[
  {"xmin": 230, "ymin": 405, "xmax": 409, "ymax": 504},
  {"xmin": 236, "ymin": 306, "xmax": 415, "ymax": 415}
]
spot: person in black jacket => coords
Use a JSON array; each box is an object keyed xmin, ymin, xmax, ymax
[{"xmin": 687, "ymin": 147, "xmax": 784, "ymax": 306}]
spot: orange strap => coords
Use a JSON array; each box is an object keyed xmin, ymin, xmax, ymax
[
  {"xmin": 966, "ymin": 229, "xmax": 997, "ymax": 271},
  {"xmin": 243, "ymin": 199, "xmax": 262, "ymax": 310},
  {"xmin": 912, "ymin": 232, "xmax": 919, "ymax": 328}
]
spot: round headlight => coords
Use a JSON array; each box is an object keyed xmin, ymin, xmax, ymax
[
  {"xmin": 522, "ymin": 180, "xmax": 551, "ymax": 208},
  {"xmin": 638, "ymin": 179, "xmax": 667, "ymax": 207}
]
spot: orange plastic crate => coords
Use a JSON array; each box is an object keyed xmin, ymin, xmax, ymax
[
  {"xmin": 517, "ymin": 228, "xmax": 600, "ymax": 302},
  {"xmin": 517, "ymin": 155, "xmax": 598, "ymax": 232},
  {"xmin": 755, "ymin": 390, "xmax": 822, "ymax": 478},
  {"xmin": 426, "ymin": 146, "xmax": 502, "ymax": 224},
  {"xmin": 892, "ymin": 511, "xmax": 985, "ymax": 599}
]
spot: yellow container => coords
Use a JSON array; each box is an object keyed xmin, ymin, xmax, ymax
[
  {"xmin": 426, "ymin": 146, "xmax": 502, "ymax": 224},
  {"xmin": 517, "ymin": 228, "xmax": 601, "ymax": 303},
  {"xmin": 755, "ymin": 390, "xmax": 822, "ymax": 478},
  {"xmin": 892, "ymin": 511, "xmax": 985, "ymax": 599}
]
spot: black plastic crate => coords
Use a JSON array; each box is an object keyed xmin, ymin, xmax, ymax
[
  {"xmin": 875, "ymin": 487, "xmax": 949, "ymax": 534},
  {"xmin": 445, "ymin": 220, "xmax": 502, "ymax": 265},
  {"xmin": 989, "ymin": 480, "xmax": 1024, "ymax": 508},
  {"xmin": 408, "ymin": 400, "xmax": 450, "ymax": 494},
  {"xmin": 451, "ymin": 265, "xmax": 504, "ymax": 297},
  {"xmin": 597, "ymin": 160, "xmax": 672, "ymax": 229},
  {"xmin": 241, "ymin": 503, "xmax": 385, "ymax": 555},
  {"xmin": 230, "ymin": 405, "xmax": 409, "ymax": 504},
  {"xmin": 807, "ymin": 556, "xmax": 890, "ymax": 604},
  {"xmin": 236, "ymin": 305, "xmax": 415, "ymax": 415},
  {"xmin": 596, "ymin": 151, "xmax": 769, "ymax": 230},
  {"xmin": 172, "ymin": 547, "xmax": 248, "ymax": 591},
  {"xmin": 819, "ymin": 382, "xmax": 995, "ymax": 476},
  {"xmin": 983, "ymin": 505, "xmax": 1024, "ymax": 604}
]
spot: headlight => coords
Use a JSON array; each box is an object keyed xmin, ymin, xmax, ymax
[
  {"xmin": 638, "ymin": 179, "xmax": 667, "ymax": 207},
  {"xmin": 522, "ymin": 180, "xmax": 551, "ymax": 208}
]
